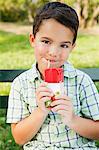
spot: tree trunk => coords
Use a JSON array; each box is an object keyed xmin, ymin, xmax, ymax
[
  {"xmin": 82, "ymin": 0, "xmax": 89, "ymax": 28},
  {"xmin": 75, "ymin": 0, "xmax": 99, "ymax": 28},
  {"xmin": 88, "ymin": 6, "xmax": 99, "ymax": 27},
  {"xmin": 76, "ymin": 0, "xmax": 82, "ymax": 27}
]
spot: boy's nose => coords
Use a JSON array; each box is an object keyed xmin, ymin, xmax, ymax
[{"xmin": 48, "ymin": 46, "xmax": 60, "ymax": 57}]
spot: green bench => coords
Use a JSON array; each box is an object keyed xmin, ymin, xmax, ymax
[{"xmin": 0, "ymin": 68, "xmax": 99, "ymax": 110}]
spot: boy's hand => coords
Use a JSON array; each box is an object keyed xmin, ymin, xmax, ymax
[
  {"xmin": 50, "ymin": 94, "xmax": 75, "ymax": 126},
  {"xmin": 36, "ymin": 82, "xmax": 53, "ymax": 115}
]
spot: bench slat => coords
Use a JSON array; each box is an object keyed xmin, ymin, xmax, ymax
[
  {"xmin": 0, "ymin": 68, "xmax": 99, "ymax": 109},
  {"xmin": 0, "ymin": 68, "xmax": 99, "ymax": 82},
  {"xmin": 0, "ymin": 69, "xmax": 27, "ymax": 82},
  {"xmin": 80, "ymin": 68, "xmax": 99, "ymax": 82}
]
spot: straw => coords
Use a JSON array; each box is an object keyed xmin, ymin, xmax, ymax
[{"xmin": 47, "ymin": 60, "xmax": 50, "ymax": 68}]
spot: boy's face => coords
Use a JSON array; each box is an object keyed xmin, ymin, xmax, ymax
[{"xmin": 30, "ymin": 19, "xmax": 75, "ymax": 78}]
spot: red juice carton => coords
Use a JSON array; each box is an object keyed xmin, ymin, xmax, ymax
[{"xmin": 44, "ymin": 68, "xmax": 64, "ymax": 107}]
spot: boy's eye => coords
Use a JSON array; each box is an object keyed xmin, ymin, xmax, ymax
[
  {"xmin": 60, "ymin": 44, "xmax": 69, "ymax": 48},
  {"xmin": 41, "ymin": 40, "xmax": 50, "ymax": 44}
]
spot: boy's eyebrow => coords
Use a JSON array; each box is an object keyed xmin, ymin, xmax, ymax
[
  {"xmin": 41, "ymin": 37, "xmax": 52, "ymax": 41},
  {"xmin": 61, "ymin": 41, "xmax": 72, "ymax": 44},
  {"xmin": 41, "ymin": 37, "xmax": 72, "ymax": 44}
]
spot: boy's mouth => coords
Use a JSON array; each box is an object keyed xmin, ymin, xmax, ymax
[
  {"xmin": 42, "ymin": 58, "xmax": 59, "ymax": 69},
  {"xmin": 47, "ymin": 60, "xmax": 59, "ymax": 68},
  {"xmin": 50, "ymin": 60, "xmax": 56, "ymax": 63},
  {"xmin": 47, "ymin": 59, "xmax": 57, "ymax": 63}
]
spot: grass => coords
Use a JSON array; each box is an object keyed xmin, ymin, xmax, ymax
[
  {"xmin": 0, "ymin": 31, "xmax": 34, "ymax": 69},
  {"xmin": 0, "ymin": 30, "xmax": 99, "ymax": 149},
  {"xmin": 69, "ymin": 33, "xmax": 99, "ymax": 68},
  {"xmin": 0, "ymin": 30, "xmax": 99, "ymax": 69},
  {"xmin": 0, "ymin": 117, "xmax": 22, "ymax": 149}
]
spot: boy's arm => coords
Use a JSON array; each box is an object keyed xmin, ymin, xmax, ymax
[
  {"xmin": 51, "ymin": 73, "xmax": 99, "ymax": 140},
  {"xmin": 51, "ymin": 96, "xmax": 99, "ymax": 140},
  {"xmin": 68, "ymin": 115, "xmax": 99, "ymax": 140},
  {"xmin": 70, "ymin": 73, "xmax": 99, "ymax": 140},
  {"xmin": 11, "ymin": 107, "xmax": 48, "ymax": 145},
  {"xmin": 11, "ymin": 82, "xmax": 52, "ymax": 145}
]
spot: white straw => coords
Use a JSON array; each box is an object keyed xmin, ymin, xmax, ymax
[{"xmin": 47, "ymin": 60, "xmax": 50, "ymax": 68}]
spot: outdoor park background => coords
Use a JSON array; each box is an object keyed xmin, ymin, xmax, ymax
[{"xmin": 0, "ymin": 0, "xmax": 99, "ymax": 149}]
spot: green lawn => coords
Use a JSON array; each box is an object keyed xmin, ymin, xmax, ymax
[
  {"xmin": 0, "ymin": 30, "xmax": 99, "ymax": 69},
  {"xmin": 0, "ymin": 30, "xmax": 99, "ymax": 149},
  {"xmin": 0, "ymin": 31, "xmax": 34, "ymax": 69},
  {"xmin": 70, "ymin": 33, "xmax": 99, "ymax": 68},
  {"xmin": 0, "ymin": 116, "xmax": 22, "ymax": 149}
]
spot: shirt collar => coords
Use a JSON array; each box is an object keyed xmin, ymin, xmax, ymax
[
  {"xmin": 62, "ymin": 62, "xmax": 77, "ymax": 78},
  {"xmin": 28, "ymin": 61, "xmax": 41, "ymax": 83},
  {"xmin": 28, "ymin": 61, "xmax": 77, "ymax": 83}
]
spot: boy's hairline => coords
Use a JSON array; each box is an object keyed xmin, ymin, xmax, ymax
[
  {"xmin": 33, "ymin": 2, "xmax": 79, "ymax": 44},
  {"xmin": 33, "ymin": 18, "xmax": 76, "ymax": 45}
]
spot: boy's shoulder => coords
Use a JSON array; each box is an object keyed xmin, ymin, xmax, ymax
[
  {"xmin": 64, "ymin": 62, "xmax": 92, "ymax": 82},
  {"xmin": 74, "ymin": 68, "xmax": 94, "ymax": 86},
  {"xmin": 13, "ymin": 63, "xmax": 38, "ymax": 83},
  {"xmin": 76, "ymin": 68, "xmax": 91, "ymax": 79}
]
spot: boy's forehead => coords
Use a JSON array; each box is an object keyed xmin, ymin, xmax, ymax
[
  {"xmin": 39, "ymin": 18, "xmax": 64, "ymax": 29},
  {"xmin": 37, "ymin": 19, "xmax": 74, "ymax": 42}
]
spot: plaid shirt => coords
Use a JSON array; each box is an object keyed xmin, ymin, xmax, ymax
[{"xmin": 7, "ymin": 62, "xmax": 99, "ymax": 150}]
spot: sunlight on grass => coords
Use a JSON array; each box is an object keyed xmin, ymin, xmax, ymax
[
  {"xmin": 0, "ymin": 31, "xmax": 99, "ymax": 69},
  {"xmin": 69, "ymin": 50, "xmax": 99, "ymax": 68},
  {"xmin": 0, "ymin": 83, "xmax": 11, "ymax": 95},
  {"xmin": 0, "ymin": 30, "xmax": 35, "ymax": 69},
  {"xmin": 0, "ymin": 50, "xmax": 35, "ymax": 69},
  {"xmin": 69, "ymin": 34, "xmax": 99, "ymax": 68}
]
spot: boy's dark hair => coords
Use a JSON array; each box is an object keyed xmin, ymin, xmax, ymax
[{"xmin": 33, "ymin": 2, "xmax": 79, "ymax": 44}]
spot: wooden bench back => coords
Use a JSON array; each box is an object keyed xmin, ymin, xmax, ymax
[{"xmin": 0, "ymin": 68, "xmax": 99, "ymax": 109}]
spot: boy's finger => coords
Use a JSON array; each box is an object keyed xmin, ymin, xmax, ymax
[
  {"xmin": 55, "ymin": 94, "xmax": 71, "ymax": 101},
  {"xmin": 38, "ymin": 92, "xmax": 53, "ymax": 99},
  {"xmin": 51, "ymin": 104, "xmax": 68, "ymax": 112},
  {"xmin": 39, "ymin": 82, "xmax": 48, "ymax": 87},
  {"xmin": 51, "ymin": 99, "xmax": 70, "ymax": 107},
  {"xmin": 41, "ymin": 96, "xmax": 51, "ymax": 103},
  {"xmin": 36, "ymin": 87, "xmax": 52, "ymax": 94}
]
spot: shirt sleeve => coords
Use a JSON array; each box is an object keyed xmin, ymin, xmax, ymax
[
  {"xmin": 6, "ymin": 77, "xmax": 29, "ymax": 123},
  {"xmin": 79, "ymin": 74, "xmax": 99, "ymax": 121}
]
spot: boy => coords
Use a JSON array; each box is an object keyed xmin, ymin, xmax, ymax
[{"xmin": 7, "ymin": 2, "xmax": 99, "ymax": 150}]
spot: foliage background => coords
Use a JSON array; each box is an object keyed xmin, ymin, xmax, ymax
[{"xmin": 0, "ymin": 0, "xmax": 99, "ymax": 28}]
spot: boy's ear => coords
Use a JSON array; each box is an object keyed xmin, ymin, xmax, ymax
[
  {"xmin": 70, "ymin": 43, "xmax": 76, "ymax": 52},
  {"xmin": 72, "ymin": 43, "xmax": 76, "ymax": 49},
  {"xmin": 29, "ymin": 33, "xmax": 35, "ymax": 47}
]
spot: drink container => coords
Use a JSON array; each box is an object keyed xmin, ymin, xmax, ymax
[{"xmin": 44, "ymin": 68, "xmax": 64, "ymax": 107}]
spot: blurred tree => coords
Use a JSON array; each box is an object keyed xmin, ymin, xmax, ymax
[
  {"xmin": 75, "ymin": 0, "xmax": 99, "ymax": 28},
  {"xmin": 0, "ymin": 0, "xmax": 28, "ymax": 22},
  {"xmin": 53, "ymin": 0, "xmax": 99, "ymax": 28},
  {"xmin": 24, "ymin": 0, "xmax": 50, "ymax": 23},
  {"xmin": 0, "ymin": 0, "xmax": 99, "ymax": 28}
]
